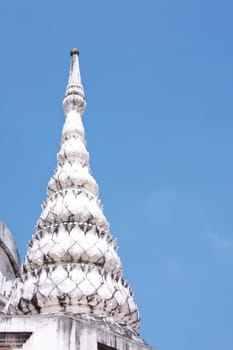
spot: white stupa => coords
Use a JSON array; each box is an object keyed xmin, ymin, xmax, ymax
[{"xmin": 0, "ymin": 50, "xmax": 154, "ymax": 350}]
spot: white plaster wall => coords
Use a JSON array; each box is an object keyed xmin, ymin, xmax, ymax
[{"xmin": 0, "ymin": 315, "xmax": 155, "ymax": 350}]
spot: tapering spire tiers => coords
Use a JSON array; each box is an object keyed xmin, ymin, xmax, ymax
[
  {"xmin": 10, "ymin": 49, "xmax": 140, "ymax": 334},
  {"xmin": 63, "ymin": 48, "xmax": 86, "ymax": 115}
]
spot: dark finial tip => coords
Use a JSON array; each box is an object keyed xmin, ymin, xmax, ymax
[{"xmin": 70, "ymin": 48, "xmax": 80, "ymax": 56}]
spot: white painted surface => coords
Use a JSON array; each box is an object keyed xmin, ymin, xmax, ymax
[
  {"xmin": 0, "ymin": 315, "xmax": 153, "ymax": 350},
  {"xmin": 9, "ymin": 50, "xmax": 139, "ymax": 333},
  {"xmin": 0, "ymin": 221, "xmax": 20, "ymax": 309}
]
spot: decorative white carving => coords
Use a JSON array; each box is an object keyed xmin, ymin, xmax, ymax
[{"xmin": 10, "ymin": 49, "xmax": 140, "ymax": 334}]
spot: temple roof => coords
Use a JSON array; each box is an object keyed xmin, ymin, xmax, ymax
[
  {"xmin": 0, "ymin": 221, "xmax": 20, "ymax": 278},
  {"xmin": 0, "ymin": 221, "xmax": 20, "ymax": 311}
]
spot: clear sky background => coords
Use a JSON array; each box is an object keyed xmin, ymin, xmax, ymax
[{"xmin": 0, "ymin": 1, "xmax": 232, "ymax": 349}]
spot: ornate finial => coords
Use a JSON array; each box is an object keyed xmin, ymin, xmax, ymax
[
  {"xmin": 63, "ymin": 48, "xmax": 86, "ymax": 115},
  {"xmin": 70, "ymin": 48, "xmax": 79, "ymax": 56}
]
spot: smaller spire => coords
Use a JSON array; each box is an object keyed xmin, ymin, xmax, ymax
[{"xmin": 63, "ymin": 48, "xmax": 86, "ymax": 115}]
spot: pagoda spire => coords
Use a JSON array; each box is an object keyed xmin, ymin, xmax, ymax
[
  {"xmin": 63, "ymin": 48, "xmax": 86, "ymax": 115},
  {"xmin": 9, "ymin": 50, "xmax": 140, "ymax": 334},
  {"xmin": 68, "ymin": 49, "xmax": 81, "ymax": 84}
]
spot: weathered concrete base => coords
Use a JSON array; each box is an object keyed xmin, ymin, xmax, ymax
[{"xmin": 0, "ymin": 314, "xmax": 154, "ymax": 350}]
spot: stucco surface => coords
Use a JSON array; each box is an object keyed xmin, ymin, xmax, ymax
[{"xmin": 0, "ymin": 314, "xmax": 154, "ymax": 350}]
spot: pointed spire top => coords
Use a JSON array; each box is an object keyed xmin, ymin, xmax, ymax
[
  {"xmin": 63, "ymin": 48, "xmax": 86, "ymax": 115},
  {"xmin": 68, "ymin": 48, "xmax": 81, "ymax": 86},
  {"xmin": 70, "ymin": 48, "xmax": 79, "ymax": 56}
]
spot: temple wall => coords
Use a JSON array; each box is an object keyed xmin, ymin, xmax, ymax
[{"xmin": 0, "ymin": 315, "xmax": 154, "ymax": 350}]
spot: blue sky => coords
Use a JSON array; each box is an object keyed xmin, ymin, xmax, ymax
[{"xmin": 0, "ymin": 1, "xmax": 233, "ymax": 349}]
